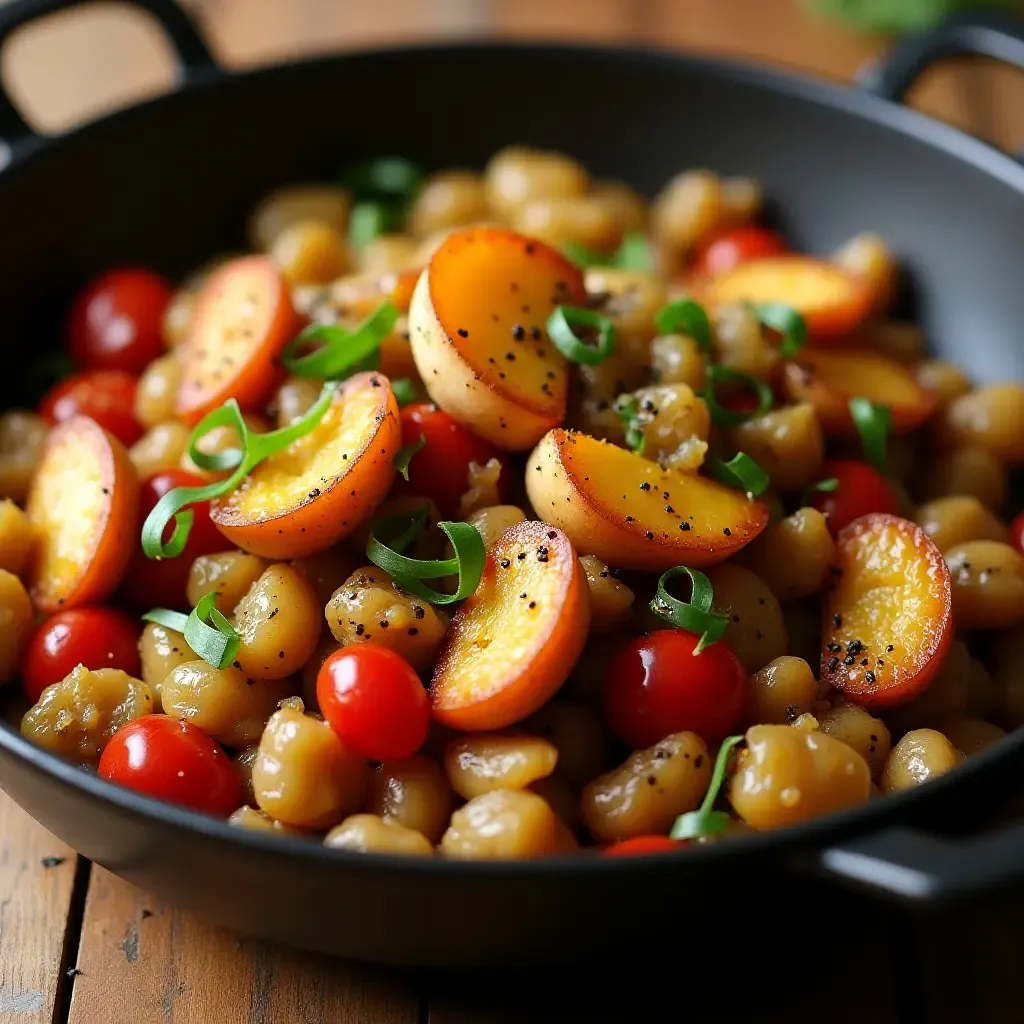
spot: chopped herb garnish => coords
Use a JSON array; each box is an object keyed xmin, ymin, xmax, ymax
[
  {"xmin": 142, "ymin": 593, "xmax": 240, "ymax": 670},
  {"xmin": 708, "ymin": 452, "xmax": 771, "ymax": 498},
  {"xmin": 546, "ymin": 306, "xmax": 616, "ymax": 365},
  {"xmin": 849, "ymin": 397, "xmax": 892, "ymax": 473},
  {"xmin": 649, "ymin": 566, "xmax": 730, "ymax": 654},
  {"xmin": 281, "ymin": 300, "xmax": 397, "ymax": 380},
  {"xmin": 701, "ymin": 364, "xmax": 773, "ymax": 428},
  {"xmin": 394, "ymin": 434, "xmax": 425, "ymax": 481}
]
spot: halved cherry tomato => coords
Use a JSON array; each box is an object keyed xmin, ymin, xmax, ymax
[
  {"xmin": 22, "ymin": 606, "xmax": 141, "ymax": 704},
  {"xmin": 66, "ymin": 268, "xmax": 173, "ymax": 375},
  {"xmin": 39, "ymin": 369, "xmax": 142, "ymax": 447},
  {"xmin": 1009, "ymin": 511, "xmax": 1024, "ymax": 558},
  {"xmin": 98, "ymin": 715, "xmax": 242, "ymax": 816},
  {"xmin": 812, "ymin": 459, "xmax": 901, "ymax": 537},
  {"xmin": 119, "ymin": 469, "xmax": 226, "ymax": 610},
  {"xmin": 604, "ymin": 835, "xmax": 682, "ymax": 857},
  {"xmin": 692, "ymin": 226, "xmax": 788, "ymax": 277},
  {"xmin": 317, "ymin": 645, "xmax": 430, "ymax": 761},
  {"xmin": 396, "ymin": 402, "xmax": 508, "ymax": 517},
  {"xmin": 603, "ymin": 629, "xmax": 747, "ymax": 749}
]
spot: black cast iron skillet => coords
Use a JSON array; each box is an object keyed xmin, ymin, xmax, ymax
[{"xmin": 1, "ymin": 0, "xmax": 1024, "ymax": 968}]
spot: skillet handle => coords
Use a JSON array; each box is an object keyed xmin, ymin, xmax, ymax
[
  {"xmin": 815, "ymin": 820, "xmax": 1024, "ymax": 906},
  {"xmin": 0, "ymin": 0, "xmax": 220, "ymax": 153}
]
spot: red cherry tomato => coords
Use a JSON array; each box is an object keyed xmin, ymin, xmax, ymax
[
  {"xmin": 316, "ymin": 645, "xmax": 430, "ymax": 761},
  {"xmin": 603, "ymin": 629, "xmax": 747, "ymax": 749},
  {"xmin": 812, "ymin": 459, "xmax": 901, "ymax": 537},
  {"xmin": 119, "ymin": 469, "xmax": 226, "ymax": 610},
  {"xmin": 396, "ymin": 403, "xmax": 508, "ymax": 517},
  {"xmin": 66, "ymin": 267, "xmax": 173, "ymax": 375},
  {"xmin": 98, "ymin": 715, "xmax": 242, "ymax": 816},
  {"xmin": 1009, "ymin": 512, "xmax": 1024, "ymax": 558},
  {"xmin": 39, "ymin": 369, "xmax": 142, "ymax": 447},
  {"xmin": 604, "ymin": 835, "xmax": 682, "ymax": 857},
  {"xmin": 22, "ymin": 606, "xmax": 142, "ymax": 704},
  {"xmin": 692, "ymin": 226, "xmax": 789, "ymax": 277}
]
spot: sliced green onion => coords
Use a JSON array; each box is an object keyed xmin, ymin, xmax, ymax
[
  {"xmin": 654, "ymin": 299, "xmax": 712, "ymax": 352},
  {"xmin": 616, "ymin": 397, "xmax": 646, "ymax": 456},
  {"xmin": 708, "ymin": 452, "xmax": 771, "ymax": 498},
  {"xmin": 141, "ymin": 383, "xmax": 337, "ymax": 559},
  {"xmin": 142, "ymin": 592, "xmax": 240, "ymax": 671},
  {"xmin": 395, "ymin": 435, "xmax": 425, "ymax": 481},
  {"xmin": 371, "ymin": 505, "xmax": 431, "ymax": 555},
  {"xmin": 348, "ymin": 201, "xmax": 405, "ymax": 249},
  {"xmin": 701, "ymin": 364, "xmax": 773, "ymax": 428},
  {"xmin": 649, "ymin": 566, "xmax": 730, "ymax": 654},
  {"xmin": 391, "ymin": 377, "xmax": 419, "ymax": 407},
  {"xmin": 341, "ymin": 156, "xmax": 423, "ymax": 201},
  {"xmin": 671, "ymin": 735, "xmax": 745, "ymax": 841},
  {"xmin": 367, "ymin": 514, "xmax": 485, "ymax": 605},
  {"xmin": 562, "ymin": 232, "xmax": 652, "ymax": 273},
  {"xmin": 801, "ymin": 476, "xmax": 839, "ymax": 507},
  {"xmin": 849, "ymin": 397, "xmax": 892, "ymax": 473},
  {"xmin": 281, "ymin": 301, "xmax": 398, "ymax": 380},
  {"xmin": 546, "ymin": 306, "xmax": 615, "ymax": 365},
  {"xmin": 751, "ymin": 302, "xmax": 807, "ymax": 358},
  {"xmin": 561, "ymin": 242, "xmax": 607, "ymax": 269}
]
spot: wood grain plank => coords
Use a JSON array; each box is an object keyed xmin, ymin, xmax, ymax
[
  {"xmin": 67, "ymin": 867, "xmax": 422, "ymax": 1024},
  {"xmin": 0, "ymin": 790, "xmax": 79, "ymax": 1024}
]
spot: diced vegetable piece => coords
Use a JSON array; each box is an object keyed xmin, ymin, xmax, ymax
[{"xmin": 526, "ymin": 429, "xmax": 768, "ymax": 570}]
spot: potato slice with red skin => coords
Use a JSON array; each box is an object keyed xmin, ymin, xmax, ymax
[
  {"xmin": 691, "ymin": 255, "xmax": 873, "ymax": 340},
  {"xmin": 408, "ymin": 227, "xmax": 586, "ymax": 451},
  {"xmin": 176, "ymin": 256, "xmax": 299, "ymax": 426},
  {"xmin": 210, "ymin": 372, "xmax": 400, "ymax": 559},
  {"xmin": 432, "ymin": 520, "xmax": 590, "ymax": 731},
  {"xmin": 781, "ymin": 348, "xmax": 936, "ymax": 436},
  {"xmin": 821, "ymin": 513, "xmax": 952, "ymax": 709},
  {"xmin": 526, "ymin": 429, "xmax": 768, "ymax": 571},
  {"xmin": 26, "ymin": 416, "xmax": 138, "ymax": 613}
]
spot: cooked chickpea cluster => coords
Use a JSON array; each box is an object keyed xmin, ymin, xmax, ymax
[{"xmin": 3, "ymin": 144, "xmax": 1023, "ymax": 860}]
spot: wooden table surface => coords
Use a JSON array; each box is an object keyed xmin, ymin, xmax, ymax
[{"xmin": 3, "ymin": 1, "xmax": 1024, "ymax": 1021}]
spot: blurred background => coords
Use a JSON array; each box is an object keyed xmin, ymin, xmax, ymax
[{"xmin": 0, "ymin": 0, "xmax": 1023, "ymax": 151}]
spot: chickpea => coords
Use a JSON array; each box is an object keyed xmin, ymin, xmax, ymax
[
  {"xmin": 935, "ymin": 715, "xmax": 1005, "ymax": 758},
  {"xmin": 187, "ymin": 551, "xmax": 268, "ymax": 616},
  {"xmin": 299, "ymin": 630, "xmax": 341, "ymax": 711},
  {"xmin": 729, "ymin": 725, "xmax": 871, "ymax": 830},
  {"xmin": 356, "ymin": 234, "xmax": 418, "ymax": 275},
  {"xmin": 21, "ymin": 665, "xmax": 153, "ymax": 764},
  {"xmin": 290, "ymin": 546, "xmax": 358, "ymax": 606},
  {"xmin": 529, "ymin": 775, "xmax": 580, "ymax": 830},
  {"xmin": 271, "ymin": 219, "xmax": 349, "ymax": 286},
  {"xmin": 444, "ymin": 732, "xmax": 558, "ymax": 800},
  {"xmin": 137, "ymin": 622, "xmax": 195, "ymax": 709},
  {"xmin": 271, "ymin": 376, "xmax": 322, "ymax": 429},
  {"xmin": 325, "ymin": 565, "xmax": 448, "ymax": 672},
  {"xmin": 583, "ymin": 269, "xmax": 666, "ymax": 342},
  {"xmin": 720, "ymin": 177, "xmax": 763, "ymax": 223},
  {"xmin": 917, "ymin": 445, "xmax": 1007, "ymax": 511},
  {"xmin": 234, "ymin": 745, "xmax": 259, "ymax": 804},
  {"xmin": 161, "ymin": 660, "xmax": 292, "ymax": 748},
  {"xmin": 649, "ymin": 333, "xmax": 705, "ymax": 391},
  {"xmin": 916, "ymin": 360, "xmax": 971, "ymax": 406},
  {"xmin": 816, "ymin": 702, "xmax": 891, "ymax": 779},
  {"xmin": 513, "ymin": 196, "xmax": 620, "ymax": 251},
  {"xmin": 229, "ymin": 805, "xmax": 308, "ymax": 838},
  {"xmin": 626, "ymin": 383, "xmax": 710, "ymax": 471},
  {"xmin": 0, "ymin": 411, "xmax": 48, "ymax": 504},
  {"xmin": 915, "ymin": 495, "xmax": 1007, "ymax": 553},
  {"xmin": 129, "ymin": 421, "xmax": 191, "ymax": 479},
  {"xmin": 945, "ymin": 540, "xmax": 1024, "ymax": 631},
  {"xmin": 324, "ymin": 814, "xmax": 433, "ymax": 855},
  {"xmin": 885, "ymin": 640, "xmax": 972, "ymax": 735},
  {"xmin": 519, "ymin": 701, "xmax": 606, "ymax": 795},
  {"xmin": 0, "ymin": 500, "xmax": 36, "ymax": 577},
  {"xmin": 590, "ymin": 181, "xmax": 647, "ymax": 234},
  {"xmin": 162, "ymin": 289, "xmax": 194, "ymax": 347},
  {"xmin": 579, "ymin": 555, "xmax": 634, "ymax": 627},
  {"xmin": 365, "ymin": 755, "xmax": 456, "ymax": 844},
  {"xmin": 408, "ymin": 170, "xmax": 490, "ymax": 237},
  {"xmin": 233, "ymin": 565, "xmax": 322, "ymax": 679},
  {"xmin": 253, "ymin": 705, "xmax": 367, "ymax": 829},
  {"xmin": 441, "ymin": 788, "xmax": 562, "ymax": 860},
  {"xmin": 711, "ymin": 302, "xmax": 777, "ymax": 380},
  {"xmin": 581, "ymin": 731, "xmax": 711, "ymax": 842},
  {"xmin": 484, "ymin": 146, "xmax": 589, "ymax": 218},
  {"xmin": 726, "ymin": 404, "xmax": 824, "ymax": 493},
  {"xmin": 458, "ymin": 457, "xmax": 505, "ymax": 519},
  {"xmin": 833, "ymin": 234, "xmax": 899, "ymax": 312},
  {"xmin": 134, "ymin": 354, "xmax": 182, "ymax": 428},
  {"xmin": 936, "ymin": 384, "xmax": 1024, "ymax": 466},
  {"xmin": 880, "ymin": 729, "xmax": 961, "ymax": 793},
  {"xmin": 746, "ymin": 656, "xmax": 817, "ymax": 726},
  {"xmin": 247, "ymin": 184, "xmax": 351, "ymax": 251},
  {"xmin": 0, "ymin": 570, "xmax": 33, "ymax": 685},
  {"xmin": 464, "ymin": 505, "xmax": 527, "ymax": 550},
  {"xmin": 965, "ymin": 656, "xmax": 997, "ymax": 719},
  {"xmin": 651, "ymin": 170, "xmax": 723, "ymax": 254},
  {"xmin": 706, "ymin": 564, "xmax": 787, "ymax": 673},
  {"xmin": 742, "ymin": 507, "xmax": 835, "ymax": 603}
]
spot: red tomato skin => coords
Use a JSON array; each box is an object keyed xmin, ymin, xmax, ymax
[
  {"xmin": 98, "ymin": 715, "xmax": 241, "ymax": 817},
  {"xmin": 317, "ymin": 645, "xmax": 430, "ymax": 761},
  {"xmin": 22, "ymin": 606, "xmax": 142, "ymax": 704},
  {"xmin": 1009, "ymin": 512, "xmax": 1024, "ymax": 558},
  {"xmin": 395, "ymin": 403, "xmax": 508, "ymax": 517},
  {"xmin": 812, "ymin": 459, "xmax": 901, "ymax": 537},
  {"xmin": 119, "ymin": 469, "xmax": 226, "ymax": 610},
  {"xmin": 66, "ymin": 268, "xmax": 173, "ymax": 375},
  {"xmin": 604, "ymin": 835, "xmax": 682, "ymax": 857},
  {"xmin": 603, "ymin": 629, "xmax": 747, "ymax": 749},
  {"xmin": 692, "ymin": 226, "xmax": 788, "ymax": 277},
  {"xmin": 39, "ymin": 369, "xmax": 142, "ymax": 447}
]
